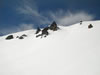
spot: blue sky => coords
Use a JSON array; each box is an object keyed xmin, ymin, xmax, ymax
[{"xmin": 0, "ymin": 0, "xmax": 100, "ymax": 35}]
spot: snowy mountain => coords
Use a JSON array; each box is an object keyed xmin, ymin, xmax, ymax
[{"xmin": 0, "ymin": 20, "xmax": 100, "ymax": 75}]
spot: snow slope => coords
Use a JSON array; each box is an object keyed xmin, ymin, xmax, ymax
[{"xmin": 0, "ymin": 21, "xmax": 100, "ymax": 75}]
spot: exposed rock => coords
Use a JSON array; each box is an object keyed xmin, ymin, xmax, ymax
[
  {"xmin": 36, "ymin": 27, "xmax": 49, "ymax": 38},
  {"xmin": 6, "ymin": 35, "xmax": 14, "ymax": 40},
  {"xmin": 88, "ymin": 24, "xmax": 93, "ymax": 29},
  {"xmin": 16, "ymin": 34, "xmax": 27, "ymax": 39},
  {"xmin": 49, "ymin": 21, "xmax": 59, "ymax": 31},
  {"xmin": 22, "ymin": 34, "xmax": 27, "ymax": 37},
  {"xmin": 16, "ymin": 36, "xmax": 19, "ymax": 38},
  {"xmin": 35, "ymin": 27, "xmax": 41, "ymax": 34},
  {"xmin": 19, "ymin": 36, "xmax": 24, "ymax": 39},
  {"xmin": 36, "ymin": 21, "xmax": 60, "ymax": 38}
]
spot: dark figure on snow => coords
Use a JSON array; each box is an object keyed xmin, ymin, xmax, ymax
[
  {"xmin": 49, "ymin": 21, "xmax": 59, "ymax": 31},
  {"xmin": 36, "ymin": 27, "xmax": 49, "ymax": 38},
  {"xmin": 88, "ymin": 24, "xmax": 93, "ymax": 29},
  {"xmin": 35, "ymin": 27, "xmax": 41, "ymax": 34},
  {"xmin": 80, "ymin": 20, "xmax": 83, "ymax": 25}
]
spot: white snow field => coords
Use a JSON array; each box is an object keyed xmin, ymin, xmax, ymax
[{"xmin": 0, "ymin": 21, "xmax": 100, "ymax": 75}]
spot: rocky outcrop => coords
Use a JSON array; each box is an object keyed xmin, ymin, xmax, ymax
[
  {"xmin": 36, "ymin": 27, "xmax": 49, "ymax": 38},
  {"xmin": 6, "ymin": 35, "xmax": 14, "ymax": 40},
  {"xmin": 49, "ymin": 21, "xmax": 59, "ymax": 31},
  {"xmin": 88, "ymin": 24, "xmax": 93, "ymax": 29},
  {"xmin": 35, "ymin": 27, "xmax": 41, "ymax": 34},
  {"xmin": 36, "ymin": 21, "xmax": 59, "ymax": 38},
  {"xmin": 19, "ymin": 36, "xmax": 24, "ymax": 39},
  {"xmin": 16, "ymin": 34, "xmax": 27, "ymax": 39}
]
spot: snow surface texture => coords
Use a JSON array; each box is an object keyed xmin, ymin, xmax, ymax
[{"xmin": 0, "ymin": 21, "xmax": 100, "ymax": 75}]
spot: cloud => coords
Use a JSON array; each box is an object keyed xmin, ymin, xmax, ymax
[
  {"xmin": 48, "ymin": 10, "xmax": 95, "ymax": 26},
  {"xmin": 17, "ymin": 0, "xmax": 50, "ymax": 25},
  {"xmin": 0, "ymin": 23, "xmax": 34, "ymax": 35},
  {"xmin": 0, "ymin": 0, "xmax": 94, "ymax": 36},
  {"xmin": 0, "ymin": 26, "xmax": 18, "ymax": 35},
  {"xmin": 0, "ymin": 0, "xmax": 96, "ymax": 36},
  {"xmin": 17, "ymin": 0, "xmax": 95, "ymax": 27},
  {"xmin": 0, "ymin": 0, "xmax": 95, "ymax": 36},
  {"xmin": 17, "ymin": 23, "xmax": 34, "ymax": 31}
]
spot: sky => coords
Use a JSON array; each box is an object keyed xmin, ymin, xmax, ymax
[{"xmin": 0, "ymin": 0, "xmax": 100, "ymax": 35}]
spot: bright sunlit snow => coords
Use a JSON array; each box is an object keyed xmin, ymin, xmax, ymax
[{"xmin": 0, "ymin": 21, "xmax": 100, "ymax": 75}]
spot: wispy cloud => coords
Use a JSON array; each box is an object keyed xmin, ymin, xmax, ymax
[
  {"xmin": 17, "ymin": 23, "xmax": 34, "ymax": 31},
  {"xmin": 17, "ymin": 0, "xmax": 95, "ymax": 26},
  {"xmin": 49, "ymin": 10, "xmax": 95, "ymax": 26},
  {"xmin": 0, "ymin": 24, "xmax": 34, "ymax": 35},
  {"xmin": 17, "ymin": 0, "xmax": 50, "ymax": 25},
  {"xmin": 0, "ymin": 0, "xmax": 95, "ymax": 36}
]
